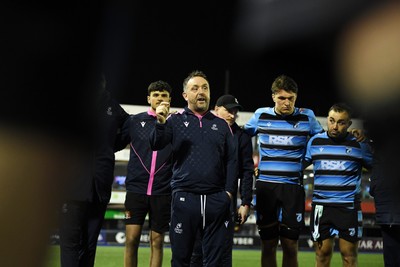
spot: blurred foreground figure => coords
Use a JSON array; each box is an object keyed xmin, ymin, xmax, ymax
[
  {"xmin": 337, "ymin": 2, "xmax": 400, "ymax": 266},
  {"xmin": 0, "ymin": 130, "xmax": 82, "ymax": 267},
  {"xmin": 1, "ymin": 2, "xmax": 106, "ymax": 266}
]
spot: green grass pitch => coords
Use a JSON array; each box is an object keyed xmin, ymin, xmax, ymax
[{"xmin": 43, "ymin": 245, "xmax": 384, "ymax": 266}]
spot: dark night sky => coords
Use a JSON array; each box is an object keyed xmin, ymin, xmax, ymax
[
  {"xmin": 98, "ymin": 0, "xmax": 378, "ymax": 117},
  {"xmin": 2, "ymin": 0, "xmax": 379, "ymax": 134}
]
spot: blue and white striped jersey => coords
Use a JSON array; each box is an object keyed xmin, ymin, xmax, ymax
[
  {"xmin": 304, "ymin": 132, "xmax": 373, "ymax": 206},
  {"xmin": 245, "ymin": 107, "xmax": 324, "ymax": 185}
]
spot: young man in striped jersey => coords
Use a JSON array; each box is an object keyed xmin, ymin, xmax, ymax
[
  {"xmin": 303, "ymin": 103, "xmax": 373, "ymax": 267},
  {"xmin": 244, "ymin": 75, "xmax": 324, "ymax": 267}
]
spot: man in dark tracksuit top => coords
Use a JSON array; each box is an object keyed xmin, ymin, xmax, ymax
[
  {"xmin": 190, "ymin": 94, "xmax": 255, "ymax": 267},
  {"xmin": 118, "ymin": 80, "xmax": 173, "ymax": 267},
  {"xmin": 59, "ymin": 75, "xmax": 129, "ymax": 267},
  {"xmin": 150, "ymin": 70, "xmax": 237, "ymax": 267}
]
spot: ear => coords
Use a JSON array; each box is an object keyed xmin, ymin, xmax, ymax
[
  {"xmin": 182, "ymin": 91, "xmax": 188, "ymax": 101},
  {"xmin": 348, "ymin": 120, "xmax": 353, "ymax": 127},
  {"xmin": 271, "ymin": 94, "xmax": 275, "ymax": 102},
  {"xmin": 147, "ymin": 95, "xmax": 151, "ymax": 104}
]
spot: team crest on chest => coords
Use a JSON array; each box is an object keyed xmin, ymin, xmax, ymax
[
  {"xmin": 140, "ymin": 121, "xmax": 146, "ymax": 127},
  {"xmin": 107, "ymin": 106, "xmax": 112, "ymax": 116},
  {"xmin": 184, "ymin": 121, "xmax": 189, "ymax": 127}
]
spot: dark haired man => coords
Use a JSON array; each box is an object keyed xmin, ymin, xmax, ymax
[
  {"xmin": 303, "ymin": 103, "xmax": 373, "ymax": 266},
  {"xmin": 118, "ymin": 80, "xmax": 174, "ymax": 267},
  {"xmin": 151, "ymin": 70, "xmax": 237, "ymax": 266},
  {"xmin": 191, "ymin": 94, "xmax": 255, "ymax": 267}
]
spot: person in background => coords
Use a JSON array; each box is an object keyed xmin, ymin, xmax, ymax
[
  {"xmin": 190, "ymin": 94, "xmax": 255, "ymax": 267},
  {"xmin": 59, "ymin": 73, "xmax": 129, "ymax": 267},
  {"xmin": 150, "ymin": 70, "xmax": 237, "ymax": 266},
  {"xmin": 303, "ymin": 103, "xmax": 373, "ymax": 267},
  {"xmin": 244, "ymin": 75, "xmax": 365, "ymax": 267},
  {"xmin": 117, "ymin": 80, "xmax": 173, "ymax": 267}
]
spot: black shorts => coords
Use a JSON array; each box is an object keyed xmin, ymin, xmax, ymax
[
  {"xmin": 310, "ymin": 203, "xmax": 363, "ymax": 243},
  {"xmin": 255, "ymin": 181, "xmax": 305, "ymax": 229},
  {"xmin": 124, "ymin": 192, "xmax": 171, "ymax": 233}
]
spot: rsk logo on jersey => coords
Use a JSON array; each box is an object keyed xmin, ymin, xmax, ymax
[
  {"xmin": 269, "ymin": 135, "xmax": 294, "ymax": 145},
  {"xmin": 184, "ymin": 121, "xmax": 189, "ymax": 127},
  {"xmin": 321, "ymin": 160, "xmax": 346, "ymax": 170},
  {"xmin": 140, "ymin": 121, "xmax": 146, "ymax": 127},
  {"xmin": 346, "ymin": 147, "xmax": 352, "ymax": 154}
]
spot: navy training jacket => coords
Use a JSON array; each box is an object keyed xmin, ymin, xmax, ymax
[
  {"xmin": 119, "ymin": 109, "xmax": 173, "ymax": 195},
  {"xmin": 65, "ymin": 90, "xmax": 129, "ymax": 203},
  {"xmin": 150, "ymin": 107, "xmax": 237, "ymax": 195}
]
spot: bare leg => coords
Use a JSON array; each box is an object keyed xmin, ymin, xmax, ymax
[
  {"xmin": 314, "ymin": 238, "xmax": 334, "ymax": 267},
  {"xmin": 124, "ymin": 224, "xmax": 142, "ymax": 267},
  {"xmin": 261, "ymin": 238, "xmax": 279, "ymax": 267},
  {"xmin": 280, "ymin": 236, "xmax": 299, "ymax": 267},
  {"xmin": 149, "ymin": 230, "xmax": 165, "ymax": 267},
  {"xmin": 339, "ymin": 238, "xmax": 358, "ymax": 267}
]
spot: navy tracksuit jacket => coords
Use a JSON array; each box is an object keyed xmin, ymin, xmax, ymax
[{"xmin": 150, "ymin": 106, "xmax": 237, "ymax": 266}]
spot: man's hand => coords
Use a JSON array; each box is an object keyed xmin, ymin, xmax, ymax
[
  {"xmin": 237, "ymin": 205, "xmax": 250, "ymax": 224},
  {"xmin": 156, "ymin": 101, "xmax": 170, "ymax": 124},
  {"xmin": 350, "ymin": 128, "xmax": 366, "ymax": 142}
]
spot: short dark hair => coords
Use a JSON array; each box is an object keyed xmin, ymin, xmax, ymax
[
  {"xmin": 183, "ymin": 70, "xmax": 208, "ymax": 91},
  {"xmin": 147, "ymin": 80, "xmax": 172, "ymax": 95},
  {"xmin": 328, "ymin": 102, "xmax": 353, "ymax": 119},
  {"xmin": 271, "ymin": 75, "xmax": 298, "ymax": 94}
]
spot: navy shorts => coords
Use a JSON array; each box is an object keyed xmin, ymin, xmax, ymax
[
  {"xmin": 255, "ymin": 180, "xmax": 305, "ymax": 229},
  {"xmin": 310, "ymin": 203, "xmax": 363, "ymax": 243},
  {"xmin": 124, "ymin": 192, "xmax": 171, "ymax": 233}
]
